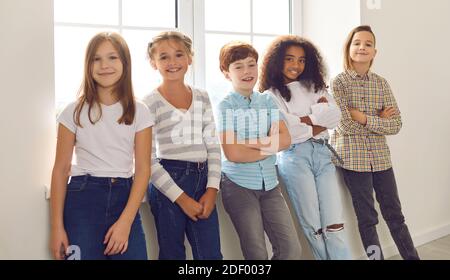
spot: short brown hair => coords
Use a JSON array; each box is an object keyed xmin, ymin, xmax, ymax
[
  {"xmin": 343, "ymin": 25, "xmax": 376, "ymax": 71},
  {"xmin": 219, "ymin": 41, "xmax": 258, "ymax": 72}
]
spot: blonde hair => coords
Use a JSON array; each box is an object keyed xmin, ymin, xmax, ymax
[
  {"xmin": 147, "ymin": 31, "xmax": 194, "ymax": 60},
  {"xmin": 343, "ymin": 25, "xmax": 376, "ymax": 71}
]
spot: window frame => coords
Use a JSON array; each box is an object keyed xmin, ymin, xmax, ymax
[
  {"xmin": 189, "ymin": 0, "xmax": 303, "ymax": 88},
  {"xmin": 53, "ymin": 0, "xmax": 302, "ymax": 105}
]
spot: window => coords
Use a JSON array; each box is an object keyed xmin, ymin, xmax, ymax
[
  {"xmin": 54, "ymin": 0, "xmax": 176, "ymax": 110},
  {"xmin": 54, "ymin": 0, "xmax": 299, "ymax": 110},
  {"xmin": 202, "ymin": 0, "xmax": 291, "ymax": 106}
]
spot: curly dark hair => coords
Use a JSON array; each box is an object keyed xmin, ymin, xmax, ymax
[{"xmin": 259, "ymin": 35, "xmax": 327, "ymax": 102}]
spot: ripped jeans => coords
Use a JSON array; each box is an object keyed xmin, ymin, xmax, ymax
[{"xmin": 277, "ymin": 140, "xmax": 352, "ymax": 260}]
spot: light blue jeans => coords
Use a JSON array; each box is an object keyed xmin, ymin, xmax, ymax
[{"xmin": 277, "ymin": 140, "xmax": 352, "ymax": 260}]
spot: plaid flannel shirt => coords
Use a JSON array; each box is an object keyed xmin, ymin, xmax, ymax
[{"xmin": 330, "ymin": 70, "xmax": 402, "ymax": 172}]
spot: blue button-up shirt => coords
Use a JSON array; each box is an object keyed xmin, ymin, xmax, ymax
[{"xmin": 217, "ymin": 91, "xmax": 282, "ymax": 191}]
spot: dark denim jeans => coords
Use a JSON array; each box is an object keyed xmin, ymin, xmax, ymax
[
  {"xmin": 340, "ymin": 168, "xmax": 419, "ymax": 260},
  {"xmin": 64, "ymin": 175, "xmax": 148, "ymax": 260},
  {"xmin": 148, "ymin": 159, "xmax": 222, "ymax": 260}
]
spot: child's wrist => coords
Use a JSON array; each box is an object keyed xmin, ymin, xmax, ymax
[
  {"xmin": 205, "ymin": 187, "xmax": 218, "ymax": 195},
  {"xmin": 175, "ymin": 192, "xmax": 188, "ymax": 205}
]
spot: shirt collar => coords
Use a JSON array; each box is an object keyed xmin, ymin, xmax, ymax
[
  {"xmin": 229, "ymin": 91, "xmax": 257, "ymax": 102},
  {"xmin": 347, "ymin": 69, "xmax": 373, "ymax": 81},
  {"xmin": 285, "ymin": 81, "xmax": 301, "ymax": 90}
]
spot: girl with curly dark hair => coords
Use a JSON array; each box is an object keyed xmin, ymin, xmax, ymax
[{"xmin": 260, "ymin": 35, "xmax": 351, "ymax": 260}]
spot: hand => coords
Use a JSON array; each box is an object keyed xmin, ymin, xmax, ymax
[
  {"xmin": 50, "ymin": 227, "xmax": 69, "ymax": 260},
  {"xmin": 317, "ymin": 96, "xmax": 329, "ymax": 103},
  {"xmin": 300, "ymin": 116, "xmax": 313, "ymax": 126},
  {"xmin": 175, "ymin": 192, "xmax": 203, "ymax": 221},
  {"xmin": 379, "ymin": 107, "xmax": 397, "ymax": 119},
  {"xmin": 197, "ymin": 188, "xmax": 218, "ymax": 219},
  {"xmin": 103, "ymin": 219, "xmax": 132, "ymax": 256},
  {"xmin": 349, "ymin": 108, "xmax": 367, "ymax": 125},
  {"xmin": 312, "ymin": 125, "xmax": 327, "ymax": 136}
]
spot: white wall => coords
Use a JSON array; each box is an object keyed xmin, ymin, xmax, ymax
[
  {"xmin": 302, "ymin": 0, "xmax": 361, "ymax": 78},
  {"xmin": 360, "ymin": 0, "xmax": 450, "ymax": 257},
  {"xmin": 0, "ymin": 0, "xmax": 55, "ymax": 259}
]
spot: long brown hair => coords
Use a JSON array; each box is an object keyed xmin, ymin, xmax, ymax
[
  {"xmin": 74, "ymin": 32, "xmax": 135, "ymax": 127},
  {"xmin": 259, "ymin": 35, "xmax": 327, "ymax": 102},
  {"xmin": 343, "ymin": 25, "xmax": 376, "ymax": 71}
]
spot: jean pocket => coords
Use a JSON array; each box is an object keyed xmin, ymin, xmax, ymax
[
  {"xmin": 220, "ymin": 176, "xmax": 240, "ymax": 198},
  {"xmin": 66, "ymin": 180, "xmax": 86, "ymax": 192},
  {"xmin": 318, "ymin": 146, "xmax": 332, "ymax": 158},
  {"xmin": 168, "ymin": 168, "xmax": 186, "ymax": 183}
]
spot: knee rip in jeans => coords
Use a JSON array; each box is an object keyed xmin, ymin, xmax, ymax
[
  {"xmin": 326, "ymin": 224, "xmax": 344, "ymax": 233},
  {"xmin": 312, "ymin": 229, "xmax": 323, "ymax": 240}
]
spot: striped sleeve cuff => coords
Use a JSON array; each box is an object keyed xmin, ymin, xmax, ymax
[{"xmin": 164, "ymin": 186, "xmax": 184, "ymax": 203}]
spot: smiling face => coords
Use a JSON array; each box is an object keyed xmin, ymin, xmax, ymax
[
  {"xmin": 92, "ymin": 40, "xmax": 123, "ymax": 92},
  {"xmin": 223, "ymin": 56, "xmax": 258, "ymax": 96},
  {"xmin": 282, "ymin": 45, "xmax": 306, "ymax": 84},
  {"xmin": 349, "ymin": 31, "xmax": 377, "ymax": 67},
  {"xmin": 150, "ymin": 39, "xmax": 192, "ymax": 82}
]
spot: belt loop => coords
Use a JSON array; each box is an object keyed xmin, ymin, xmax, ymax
[
  {"xmin": 198, "ymin": 162, "xmax": 205, "ymax": 171},
  {"xmin": 186, "ymin": 162, "xmax": 190, "ymax": 175}
]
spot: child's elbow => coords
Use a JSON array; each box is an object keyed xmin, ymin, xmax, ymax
[
  {"xmin": 223, "ymin": 148, "xmax": 242, "ymax": 163},
  {"xmin": 52, "ymin": 162, "xmax": 71, "ymax": 178},
  {"xmin": 135, "ymin": 163, "xmax": 151, "ymax": 181}
]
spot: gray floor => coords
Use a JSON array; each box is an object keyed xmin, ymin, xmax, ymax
[{"xmin": 389, "ymin": 235, "xmax": 450, "ymax": 260}]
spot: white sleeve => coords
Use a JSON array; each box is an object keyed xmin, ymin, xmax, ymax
[
  {"xmin": 56, "ymin": 102, "xmax": 77, "ymax": 133},
  {"xmin": 309, "ymin": 90, "xmax": 342, "ymax": 129},
  {"xmin": 266, "ymin": 90, "xmax": 313, "ymax": 143},
  {"xmin": 135, "ymin": 101, "xmax": 155, "ymax": 132}
]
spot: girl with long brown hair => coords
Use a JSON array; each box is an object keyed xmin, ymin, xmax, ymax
[{"xmin": 50, "ymin": 32, "xmax": 153, "ymax": 260}]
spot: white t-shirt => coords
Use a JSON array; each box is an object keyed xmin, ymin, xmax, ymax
[{"xmin": 57, "ymin": 100, "xmax": 154, "ymax": 178}]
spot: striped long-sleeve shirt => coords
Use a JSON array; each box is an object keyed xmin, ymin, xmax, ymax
[
  {"xmin": 143, "ymin": 87, "xmax": 221, "ymax": 202},
  {"xmin": 330, "ymin": 70, "xmax": 402, "ymax": 172}
]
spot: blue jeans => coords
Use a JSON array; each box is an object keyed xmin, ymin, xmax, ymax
[
  {"xmin": 148, "ymin": 159, "xmax": 222, "ymax": 260},
  {"xmin": 277, "ymin": 140, "xmax": 352, "ymax": 260},
  {"xmin": 64, "ymin": 175, "xmax": 148, "ymax": 260}
]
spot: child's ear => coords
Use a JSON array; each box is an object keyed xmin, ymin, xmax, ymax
[
  {"xmin": 222, "ymin": 71, "xmax": 231, "ymax": 81},
  {"xmin": 374, "ymin": 48, "xmax": 378, "ymax": 58},
  {"xmin": 150, "ymin": 59, "xmax": 157, "ymax": 70}
]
